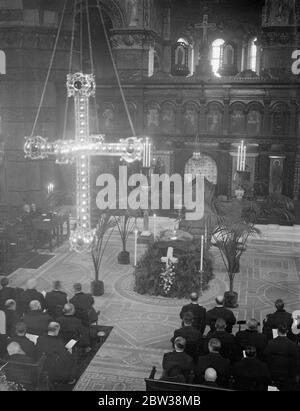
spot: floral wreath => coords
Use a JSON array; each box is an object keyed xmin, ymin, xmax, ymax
[{"xmin": 159, "ymin": 263, "xmax": 176, "ymax": 295}]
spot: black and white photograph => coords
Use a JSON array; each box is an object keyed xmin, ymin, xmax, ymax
[{"xmin": 0, "ymin": 0, "xmax": 300, "ymax": 397}]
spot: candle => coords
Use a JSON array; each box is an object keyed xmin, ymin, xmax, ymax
[
  {"xmin": 242, "ymin": 145, "xmax": 246, "ymax": 171},
  {"xmin": 47, "ymin": 183, "xmax": 54, "ymax": 194},
  {"xmin": 153, "ymin": 213, "xmax": 156, "ymax": 239},
  {"xmin": 200, "ymin": 235, "xmax": 204, "ymax": 272},
  {"xmin": 204, "ymin": 222, "xmax": 207, "ymax": 244},
  {"xmin": 134, "ymin": 229, "xmax": 138, "ymax": 266},
  {"xmin": 238, "ymin": 144, "xmax": 241, "ymax": 171}
]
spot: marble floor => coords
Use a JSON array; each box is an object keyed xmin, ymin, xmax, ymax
[{"xmin": 3, "ymin": 220, "xmax": 300, "ymax": 391}]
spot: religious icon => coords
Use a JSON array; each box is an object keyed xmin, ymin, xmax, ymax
[
  {"xmin": 183, "ymin": 105, "xmax": 198, "ymax": 135},
  {"xmin": 153, "ymin": 157, "xmax": 166, "ymax": 175},
  {"xmin": 247, "ymin": 110, "xmax": 261, "ymax": 135},
  {"xmin": 161, "ymin": 105, "xmax": 175, "ymax": 134},
  {"xmin": 272, "ymin": 110, "xmax": 287, "ymax": 135},
  {"xmin": 269, "ymin": 158, "xmax": 284, "ymax": 194},
  {"xmin": 175, "ymin": 45, "xmax": 185, "ymax": 66},
  {"xmin": 126, "ymin": 0, "xmax": 139, "ymax": 27},
  {"xmin": 231, "ymin": 109, "xmax": 245, "ymax": 134},
  {"xmin": 146, "ymin": 107, "xmax": 160, "ymax": 131},
  {"xmin": 207, "ymin": 109, "xmax": 222, "ymax": 134},
  {"xmin": 223, "ymin": 44, "xmax": 234, "ymax": 66},
  {"xmin": 266, "ymin": 0, "xmax": 295, "ymax": 26}
]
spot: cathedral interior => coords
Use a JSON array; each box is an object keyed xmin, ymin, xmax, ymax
[{"xmin": 1, "ymin": 0, "xmax": 300, "ymax": 394}]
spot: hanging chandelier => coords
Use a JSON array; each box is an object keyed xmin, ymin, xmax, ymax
[{"xmin": 23, "ymin": 0, "xmax": 153, "ymax": 253}]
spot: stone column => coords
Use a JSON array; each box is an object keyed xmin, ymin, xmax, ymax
[
  {"xmin": 289, "ymin": 98, "xmax": 297, "ymax": 137},
  {"xmin": 223, "ymin": 94, "xmax": 230, "ymax": 135},
  {"xmin": 263, "ymin": 93, "xmax": 271, "ymax": 135},
  {"xmin": 199, "ymin": 97, "xmax": 206, "ymax": 133}
]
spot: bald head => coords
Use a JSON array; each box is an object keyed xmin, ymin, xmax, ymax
[
  {"xmin": 174, "ymin": 337, "xmax": 186, "ymax": 351},
  {"xmin": 247, "ymin": 319, "xmax": 258, "ymax": 331},
  {"xmin": 5, "ymin": 299, "xmax": 16, "ymax": 310},
  {"xmin": 215, "ymin": 295, "xmax": 224, "ymax": 306},
  {"xmin": 48, "ymin": 322, "xmax": 60, "ymax": 336},
  {"xmin": 204, "ymin": 368, "xmax": 217, "ymax": 383},
  {"xmin": 7, "ymin": 342, "xmax": 24, "ymax": 357},
  {"xmin": 63, "ymin": 303, "xmax": 75, "ymax": 316},
  {"xmin": 190, "ymin": 292, "xmax": 198, "ymax": 302},
  {"xmin": 29, "ymin": 300, "xmax": 41, "ymax": 311},
  {"xmin": 26, "ymin": 278, "xmax": 37, "ymax": 290}
]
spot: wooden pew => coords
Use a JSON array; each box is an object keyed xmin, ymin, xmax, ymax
[{"xmin": 145, "ymin": 367, "xmax": 234, "ymax": 392}]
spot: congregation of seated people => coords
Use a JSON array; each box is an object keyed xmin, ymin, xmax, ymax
[
  {"xmin": 0, "ymin": 277, "xmax": 101, "ymax": 388},
  {"xmin": 161, "ymin": 293, "xmax": 300, "ymax": 391}
]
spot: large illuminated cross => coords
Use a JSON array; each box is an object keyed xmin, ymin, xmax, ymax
[{"xmin": 24, "ymin": 72, "xmax": 152, "ymax": 253}]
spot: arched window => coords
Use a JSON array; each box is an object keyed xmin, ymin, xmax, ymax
[
  {"xmin": 211, "ymin": 39, "xmax": 225, "ymax": 77},
  {"xmin": 171, "ymin": 37, "xmax": 193, "ymax": 76},
  {"xmin": 248, "ymin": 37, "xmax": 257, "ymax": 72},
  {"xmin": 0, "ymin": 50, "xmax": 6, "ymax": 75}
]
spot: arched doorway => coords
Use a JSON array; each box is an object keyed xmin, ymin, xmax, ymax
[{"xmin": 184, "ymin": 154, "xmax": 218, "ymax": 185}]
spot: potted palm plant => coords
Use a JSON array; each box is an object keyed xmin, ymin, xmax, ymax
[
  {"xmin": 91, "ymin": 212, "xmax": 116, "ymax": 296},
  {"xmin": 212, "ymin": 217, "xmax": 260, "ymax": 308},
  {"xmin": 114, "ymin": 211, "xmax": 137, "ymax": 265}
]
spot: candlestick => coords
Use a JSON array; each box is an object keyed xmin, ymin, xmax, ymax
[
  {"xmin": 47, "ymin": 183, "xmax": 54, "ymax": 194},
  {"xmin": 237, "ymin": 144, "xmax": 241, "ymax": 171},
  {"xmin": 200, "ymin": 235, "xmax": 204, "ymax": 272},
  {"xmin": 242, "ymin": 144, "xmax": 246, "ymax": 171},
  {"xmin": 153, "ymin": 213, "xmax": 157, "ymax": 239},
  {"xmin": 134, "ymin": 229, "xmax": 138, "ymax": 266}
]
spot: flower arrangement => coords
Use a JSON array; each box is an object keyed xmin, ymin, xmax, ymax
[
  {"xmin": 0, "ymin": 372, "xmax": 25, "ymax": 391},
  {"xmin": 134, "ymin": 241, "xmax": 214, "ymax": 299},
  {"xmin": 159, "ymin": 264, "xmax": 176, "ymax": 295}
]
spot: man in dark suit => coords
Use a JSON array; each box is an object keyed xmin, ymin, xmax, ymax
[
  {"xmin": 162, "ymin": 337, "xmax": 194, "ymax": 380},
  {"xmin": 204, "ymin": 318, "xmax": 237, "ymax": 362},
  {"xmin": 264, "ymin": 323, "xmax": 299, "ymax": 390},
  {"xmin": 195, "ymin": 338, "xmax": 230, "ymax": 386},
  {"xmin": 172, "ymin": 311, "xmax": 202, "ymax": 360},
  {"xmin": 203, "ymin": 368, "xmax": 219, "ymax": 388},
  {"xmin": 23, "ymin": 300, "xmax": 52, "ymax": 336},
  {"xmin": 235, "ymin": 319, "xmax": 267, "ymax": 360},
  {"xmin": 36, "ymin": 322, "xmax": 76, "ymax": 384},
  {"xmin": 4, "ymin": 299, "xmax": 20, "ymax": 337},
  {"xmin": 45, "ymin": 280, "xmax": 68, "ymax": 319},
  {"xmin": 231, "ymin": 346, "xmax": 270, "ymax": 391},
  {"xmin": 19, "ymin": 279, "xmax": 45, "ymax": 314},
  {"xmin": 180, "ymin": 292, "xmax": 206, "ymax": 335},
  {"xmin": 262, "ymin": 299, "xmax": 293, "ymax": 340},
  {"xmin": 70, "ymin": 283, "xmax": 97, "ymax": 326},
  {"xmin": 0, "ymin": 333, "xmax": 8, "ymax": 359},
  {"xmin": 8, "ymin": 321, "xmax": 37, "ymax": 360},
  {"xmin": 0, "ymin": 277, "xmax": 16, "ymax": 310},
  {"xmin": 6, "ymin": 341, "xmax": 35, "ymax": 364},
  {"xmin": 57, "ymin": 303, "xmax": 90, "ymax": 348},
  {"xmin": 206, "ymin": 295, "xmax": 236, "ymax": 333}
]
